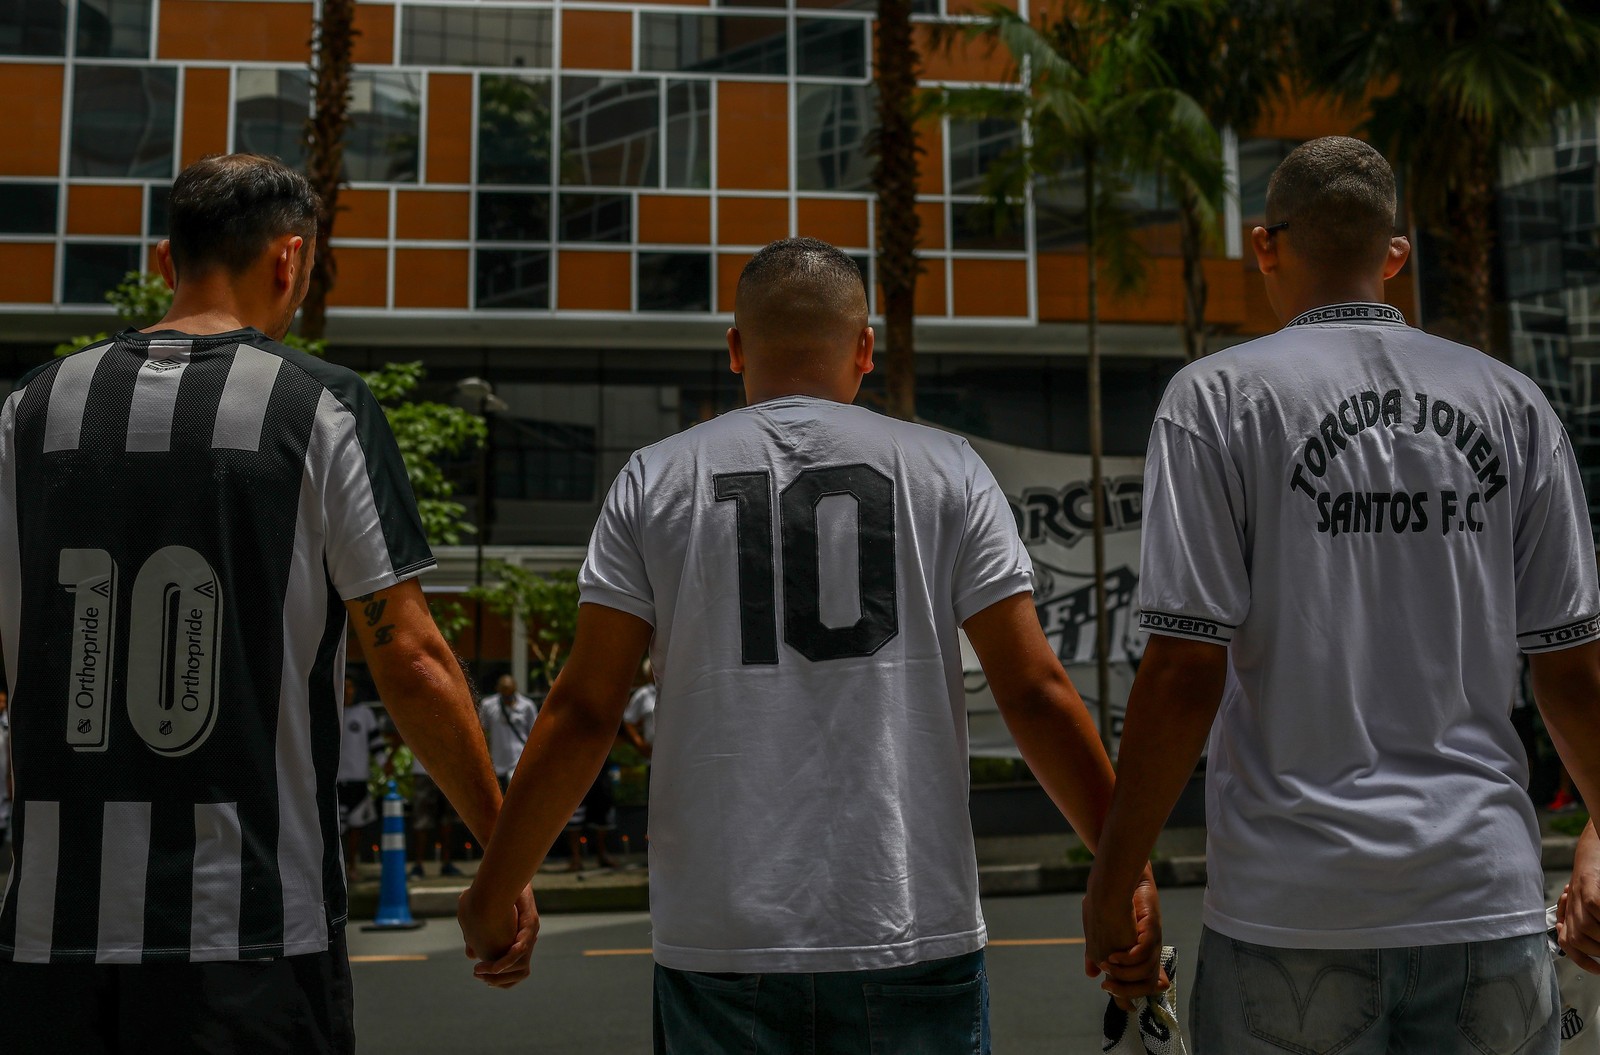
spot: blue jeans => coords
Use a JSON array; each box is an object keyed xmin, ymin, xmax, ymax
[
  {"xmin": 652, "ymin": 950, "xmax": 990, "ymax": 1055},
  {"xmin": 1192, "ymin": 925, "xmax": 1558, "ymax": 1054}
]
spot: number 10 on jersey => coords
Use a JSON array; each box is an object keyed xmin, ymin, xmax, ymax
[{"xmin": 714, "ymin": 464, "xmax": 899, "ymax": 665}]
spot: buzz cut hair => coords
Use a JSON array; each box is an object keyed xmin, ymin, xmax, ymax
[
  {"xmin": 736, "ymin": 237, "xmax": 868, "ymax": 318},
  {"xmin": 167, "ymin": 154, "xmax": 320, "ymax": 281},
  {"xmin": 1266, "ymin": 136, "xmax": 1397, "ymax": 272}
]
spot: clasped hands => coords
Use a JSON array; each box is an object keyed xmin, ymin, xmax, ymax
[
  {"xmin": 457, "ymin": 883, "xmax": 540, "ymax": 989},
  {"xmin": 1082, "ymin": 865, "xmax": 1170, "ymax": 1008}
]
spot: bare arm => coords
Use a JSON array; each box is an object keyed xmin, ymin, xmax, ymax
[
  {"xmin": 347, "ymin": 580, "xmax": 501, "ymax": 846},
  {"xmin": 459, "ymin": 602, "xmax": 653, "ymax": 960},
  {"xmin": 964, "ymin": 593, "xmax": 1164, "ymax": 999},
  {"xmin": 1532, "ymin": 642, "xmax": 1600, "ymax": 970}
]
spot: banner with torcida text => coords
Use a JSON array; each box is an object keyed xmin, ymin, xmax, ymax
[{"xmin": 957, "ymin": 432, "xmax": 1146, "ymax": 759}]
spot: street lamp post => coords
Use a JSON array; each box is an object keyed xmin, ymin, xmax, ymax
[{"xmin": 457, "ymin": 377, "xmax": 507, "ymax": 685}]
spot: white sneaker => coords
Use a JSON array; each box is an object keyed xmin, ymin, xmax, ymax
[{"xmin": 1101, "ymin": 946, "xmax": 1189, "ymax": 1055}]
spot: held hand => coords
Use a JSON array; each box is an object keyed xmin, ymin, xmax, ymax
[
  {"xmin": 1084, "ymin": 866, "xmax": 1169, "ymax": 1005},
  {"xmin": 472, "ymin": 884, "xmax": 540, "ymax": 989},
  {"xmin": 457, "ymin": 884, "xmax": 519, "ymax": 985},
  {"xmin": 1560, "ymin": 823, "xmax": 1600, "ymax": 973}
]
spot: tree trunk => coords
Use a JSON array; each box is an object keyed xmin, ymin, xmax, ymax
[
  {"xmin": 872, "ymin": 0, "xmax": 921, "ymax": 420},
  {"xmin": 1432, "ymin": 129, "xmax": 1496, "ymax": 356},
  {"xmin": 1085, "ymin": 152, "xmax": 1114, "ymax": 757},
  {"xmin": 301, "ymin": 0, "xmax": 358, "ymax": 342},
  {"xmin": 1178, "ymin": 183, "xmax": 1208, "ymax": 361}
]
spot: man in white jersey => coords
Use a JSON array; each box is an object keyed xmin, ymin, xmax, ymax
[
  {"xmin": 460, "ymin": 238, "xmax": 1164, "ymax": 1051},
  {"xmin": 1084, "ymin": 137, "xmax": 1600, "ymax": 1052}
]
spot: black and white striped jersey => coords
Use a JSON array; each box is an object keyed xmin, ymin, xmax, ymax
[{"xmin": 0, "ymin": 327, "xmax": 435, "ymax": 964}]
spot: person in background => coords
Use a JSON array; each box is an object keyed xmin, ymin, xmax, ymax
[
  {"xmin": 479, "ymin": 674, "xmax": 537, "ymax": 792},
  {"xmin": 411, "ymin": 751, "xmax": 463, "ymax": 878},
  {"xmin": 621, "ymin": 659, "xmax": 656, "ymax": 760},
  {"xmin": 564, "ymin": 766, "xmax": 622, "ymax": 873},
  {"xmin": 337, "ymin": 675, "xmax": 383, "ymax": 884}
]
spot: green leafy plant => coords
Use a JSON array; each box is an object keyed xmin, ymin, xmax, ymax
[
  {"xmin": 1551, "ymin": 810, "xmax": 1590, "ymax": 838},
  {"xmin": 468, "ymin": 563, "xmax": 582, "ymax": 685}
]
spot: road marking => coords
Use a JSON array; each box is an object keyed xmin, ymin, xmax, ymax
[
  {"xmin": 577, "ymin": 940, "xmax": 1086, "ymax": 958},
  {"xmin": 349, "ymin": 954, "xmax": 429, "ymax": 963},
  {"xmin": 583, "ymin": 948, "xmax": 654, "ymax": 957}
]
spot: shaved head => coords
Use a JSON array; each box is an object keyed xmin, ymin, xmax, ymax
[
  {"xmin": 734, "ymin": 239, "xmax": 869, "ymax": 372},
  {"xmin": 1266, "ymin": 137, "xmax": 1396, "ymax": 273}
]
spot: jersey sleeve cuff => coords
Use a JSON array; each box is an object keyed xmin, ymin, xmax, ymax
[
  {"xmin": 954, "ymin": 573, "xmax": 1034, "ymax": 625},
  {"xmin": 1138, "ymin": 609, "xmax": 1236, "ymax": 645},
  {"xmin": 334, "ymin": 558, "xmax": 437, "ymax": 602},
  {"xmin": 1518, "ymin": 614, "xmax": 1600, "ymax": 653},
  {"xmin": 578, "ymin": 584, "xmax": 657, "ymax": 627}
]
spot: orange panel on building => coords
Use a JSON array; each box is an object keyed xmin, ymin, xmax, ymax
[
  {"xmin": 946, "ymin": 0, "xmax": 1016, "ymax": 13},
  {"xmin": 719, "ymin": 197, "xmax": 788, "ymax": 246},
  {"xmin": 563, "ymin": 10, "xmax": 632, "ymax": 69},
  {"xmin": 952, "ymin": 258, "xmax": 1028, "ymax": 317},
  {"xmin": 396, "ymin": 191, "xmax": 470, "ymax": 241},
  {"xmin": 0, "ymin": 244, "xmax": 56, "ymax": 303},
  {"xmin": 915, "ymin": 257, "xmax": 947, "ymax": 317},
  {"xmin": 915, "ymin": 26, "xmax": 1014, "ymax": 84},
  {"xmin": 915, "ymin": 200, "xmax": 946, "ymax": 250},
  {"xmin": 0, "ymin": 66, "xmax": 62, "ymax": 176},
  {"xmin": 66, "ymin": 185, "xmax": 145, "ymax": 236},
  {"xmin": 717, "ymin": 83, "xmax": 788, "ymax": 191},
  {"xmin": 797, "ymin": 198, "xmax": 869, "ymax": 248},
  {"xmin": 395, "ymin": 249, "xmax": 470, "ymax": 308},
  {"xmin": 639, "ymin": 195, "xmax": 711, "ymax": 245},
  {"xmin": 427, "ymin": 74, "xmax": 474, "ymax": 185},
  {"xmin": 1249, "ymin": 92, "xmax": 1367, "ymax": 142},
  {"xmin": 326, "ymin": 247, "xmax": 388, "ymax": 308},
  {"xmin": 336, "ymin": 189, "xmax": 391, "ymax": 240},
  {"xmin": 559, "ymin": 251, "xmax": 632, "ymax": 311},
  {"xmin": 351, "ymin": 3, "xmax": 395, "ymax": 66},
  {"xmin": 917, "ymin": 119, "xmax": 944, "ymax": 195},
  {"xmin": 181, "ymin": 68, "xmax": 231, "ymax": 165},
  {"xmin": 158, "ymin": 1, "xmax": 313, "ymax": 61},
  {"xmin": 717, "ymin": 252, "xmax": 753, "ymax": 313}
]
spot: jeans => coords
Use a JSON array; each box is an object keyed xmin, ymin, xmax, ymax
[
  {"xmin": 1191, "ymin": 925, "xmax": 1558, "ymax": 1055},
  {"xmin": 652, "ymin": 949, "xmax": 990, "ymax": 1055}
]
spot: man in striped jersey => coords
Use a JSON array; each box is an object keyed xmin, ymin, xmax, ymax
[{"xmin": 0, "ymin": 154, "xmax": 531, "ymax": 1053}]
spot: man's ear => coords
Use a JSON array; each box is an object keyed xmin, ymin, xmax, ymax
[
  {"xmin": 155, "ymin": 240, "xmax": 178, "ymax": 289},
  {"xmin": 276, "ymin": 235, "xmax": 305, "ymax": 289},
  {"xmin": 1383, "ymin": 235, "xmax": 1411, "ymax": 280},
  {"xmin": 856, "ymin": 326, "xmax": 875, "ymax": 375},
  {"xmin": 727, "ymin": 326, "xmax": 745, "ymax": 376},
  {"xmin": 1251, "ymin": 226, "xmax": 1278, "ymax": 275}
]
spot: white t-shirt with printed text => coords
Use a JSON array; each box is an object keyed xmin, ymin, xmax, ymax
[
  {"xmin": 1139, "ymin": 302, "xmax": 1600, "ymax": 949},
  {"xmin": 580, "ymin": 395, "xmax": 1033, "ymax": 973}
]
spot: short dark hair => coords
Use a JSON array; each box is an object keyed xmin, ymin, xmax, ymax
[
  {"xmin": 1266, "ymin": 137, "xmax": 1396, "ymax": 271},
  {"xmin": 738, "ymin": 237, "xmax": 866, "ymax": 304},
  {"xmin": 735, "ymin": 238, "xmax": 868, "ymax": 348},
  {"xmin": 167, "ymin": 154, "xmax": 320, "ymax": 280}
]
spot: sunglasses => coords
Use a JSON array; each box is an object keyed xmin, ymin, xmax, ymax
[{"xmin": 1264, "ymin": 221, "xmax": 1290, "ymax": 235}]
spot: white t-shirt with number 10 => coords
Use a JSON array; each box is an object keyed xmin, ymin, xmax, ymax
[
  {"xmin": 579, "ymin": 395, "xmax": 1033, "ymax": 973},
  {"xmin": 1138, "ymin": 302, "xmax": 1600, "ymax": 950}
]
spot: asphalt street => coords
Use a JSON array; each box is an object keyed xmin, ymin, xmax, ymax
[{"xmin": 348, "ymin": 888, "xmax": 1208, "ymax": 1054}]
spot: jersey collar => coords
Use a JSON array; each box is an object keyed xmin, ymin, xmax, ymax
[{"xmin": 1285, "ymin": 302, "xmax": 1407, "ymax": 328}]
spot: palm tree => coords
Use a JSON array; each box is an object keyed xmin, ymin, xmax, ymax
[
  {"xmin": 1149, "ymin": 0, "xmax": 1293, "ymax": 360},
  {"xmin": 935, "ymin": 0, "xmax": 1223, "ymax": 751},
  {"xmin": 1296, "ymin": 0, "xmax": 1600, "ymax": 354},
  {"xmin": 870, "ymin": 0, "xmax": 922, "ymax": 421},
  {"xmin": 300, "ymin": 0, "xmax": 358, "ymax": 341}
]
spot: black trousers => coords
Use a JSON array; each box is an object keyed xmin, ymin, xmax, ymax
[{"xmin": 0, "ymin": 929, "xmax": 355, "ymax": 1054}]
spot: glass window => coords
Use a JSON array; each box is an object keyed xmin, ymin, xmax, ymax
[
  {"xmin": 475, "ymin": 248, "xmax": 550, "ymax": 309},
  {"xmin": 951, "ymin": 200, "xmax": 1025, "ymax": 251},
  {"xmin": 492, "ymin": 416, "xmax": 596, "ymax": 501},
  {"xmin": 796, "ymin": 0, "xmax": 932, "ymax": 11},
  {"xmin": 147, "ymin": 183, "xmax": 169, "ymax": 238},
  {"xmin": 1237, "ymin": 138, "xmax": 1299, "ymax": 224},
  {"xmin": 76, "ymin": 0, "xmax": 150, "ymax": 58},
  {"xmin": 796, "ymin": 83, "xmax": 875, "ymax": 192},
  {"xmin": 560, "ymin": 77, "xmax": 660, "ymax": 188},
  {"xmin": 949, "ymin": 119, "xmax": 1021, "ymax": 196},
  {"xmin": 559, "ymin": 193, "xmax": 630, "ymax": 242},
  {"xmin": 401, "ymin": 6, "xmax": 552, "ymax": 68},
  {"xmin": 638, "ymin": 252, "xmax": 711, "ymax": 311},
  {"xmin": 63, "ymin": 243, "xmax": 140, "ymax": 304},
  {"xmin": 1, "ymin": 0, "xmax": 65, "ymax": 56},
  {"xmin": 477, "ymin": 192, "xmax": 551, "ymax": 242},
  {"xmin": 478, "ymin": 75, "xmax": 553, "ymax": 185},
  {"xmin": 346, "ymin": 72, "xmax": 421, "ymax": 182},
  {"xmin": 70, "ymin": 66, "xmax": 176, "ymax": 177},
  {"xmin": 796, "ymin": 18, "xmax": 865, "ymax": 78},
  {"xmin": 0, "ymin": 183, "xmax": 58, "ymax": 234},
  {"xmin": 234, "ymin": 69, "xmax": 311, "ymax": 170},
  {"xmin": 640, "ymin": 14, "xmax": 787, "ymax": 76},
  {"xmin": 665, "ymin": 80, "xmax": 711, "ymax": 190}
]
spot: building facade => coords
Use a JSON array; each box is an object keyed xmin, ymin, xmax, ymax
[{"xmin": 0, "ymin": 0, "xmax": 1419, "ymax": 559}]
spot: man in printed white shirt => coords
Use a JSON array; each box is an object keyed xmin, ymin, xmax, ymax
[
  {"xmin": 1085, "ymin": 137, "xmax": 1600, "ymax": 1053},
  {"xmin": 460, "ymin": 238, "xmax": 1164, "ymax": 1052},
  {"xmin": 478, "ymin": 674, "xmax": 537, "ymax": 791}
]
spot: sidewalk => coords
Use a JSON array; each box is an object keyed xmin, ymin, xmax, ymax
[{"xmin": 347, "ymin": 819, "xmax": 1587, "ymax": 918}]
